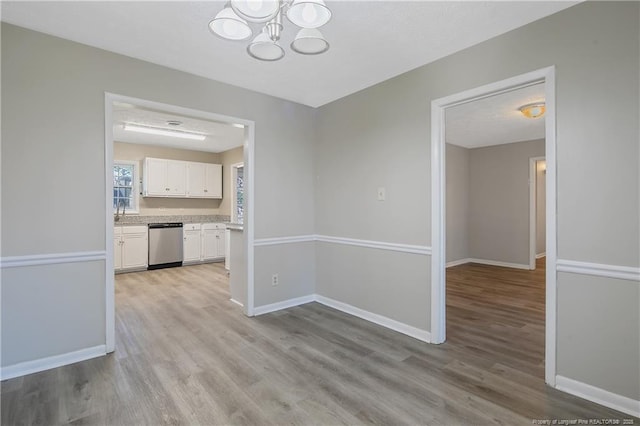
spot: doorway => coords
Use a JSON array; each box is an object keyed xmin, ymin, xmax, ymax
[
  {"xmin": 430, "ymin": 67, "xmax": 557, "ymax": 386},
  {"xmin": 104, "ymin": 93, "xmax": 256, "ymax": 353}
]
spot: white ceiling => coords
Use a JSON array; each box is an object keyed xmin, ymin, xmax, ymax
[
  {"xmin": 1, "ymin": 1, "xmax": 577, "ymax": 108},
  {"xmin": 445, "ymin": 83, "xmax": 545, "ymax": 149},
  {"xmin": 113, "ymin": 103, "xmax": 245, "ymax": 153}
]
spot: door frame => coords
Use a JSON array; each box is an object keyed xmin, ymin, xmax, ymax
[
  {"xmin": 430, "ymin": 66, "xmax": 557, "ymax": 386},
  {"xmin": 104, "ymin": 93, "xmax": 256, "ymax": 353},
  {"xmin": 529, "ymin": 156, "xmax": 546, "ymax": 270}
]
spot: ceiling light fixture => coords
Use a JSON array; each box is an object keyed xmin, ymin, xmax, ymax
[
  {"xmin": 123, "ymin": 124, "xmax": 206, "ymax": 141},
  {"xmin": 209, "ymin": 0, "xmax": 332, "ymax": 61},
  {"xmin": 519, "ymin": 102, "xmax": 546, "ymax": 119}
]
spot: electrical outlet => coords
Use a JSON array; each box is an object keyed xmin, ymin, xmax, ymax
[
  {"xmin": 272, "ymin": 273, "xmax": 279, "ymax": 286},
  {"xmin": 377, "ymin": 187, "xmax": 386, "ymax": 201}
]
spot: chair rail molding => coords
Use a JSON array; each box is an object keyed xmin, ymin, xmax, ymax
[
  {"xmin": 556, "ymin": 259, "xmax": 640, "ymax": 282},
  {"xmin": 1, "ymin": 251, "xmax": 107, "ymax": 268}
]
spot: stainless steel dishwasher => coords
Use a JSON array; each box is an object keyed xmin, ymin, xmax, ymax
[{"xmin": 148, "ymin": 223, "xmax": 183, "ymax": 270}]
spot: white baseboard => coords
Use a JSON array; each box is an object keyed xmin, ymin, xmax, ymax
[
  {"xmin": 536, "ymin": 252, "xmax": 546, "ymax": 259},
  {"xmin": 555, "ymin": 375, "xmax": 640, "ymax": 418},
  {"xmin": 446, "ymin": 258, "xmax": 471, "ymax": 268},
  {"xmin": 1, "ymin": 345, "xmax": 106, "ymax": 381},
  {"xmin": 253, "ymin": 294, "xmax": 315, "ymax": 316},
  {"xmin": 315, "ymin": 294, "xmax": 431, "ymax": 343},
  {"xmin": 467, "ymin": 258, "xmax": 531, "ymax": 270},
  {"xmin": 230, "ymin": 298, "xmax": 244, "ymax": 307}
]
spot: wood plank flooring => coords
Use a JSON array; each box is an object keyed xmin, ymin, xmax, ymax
[{"xmin": 2, "ymin": 260, "xmax": 635, "ymax": 425}]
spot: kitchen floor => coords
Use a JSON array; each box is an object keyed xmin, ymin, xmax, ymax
[{"xmin": 1, "ymin": 261, "xmax": 632, "ymax": 425}]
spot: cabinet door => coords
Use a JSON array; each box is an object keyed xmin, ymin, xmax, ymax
[
  {"xmin": 202, "ymin": 228, "xmax": 217, "ymax": 260},
  {"xmin": 145, "ymin": 158, "xmax": 168, "ymax": 196},
  {"xmin": 166, "ymin": 160, "xmax": 187, "ymax": 196},
  {"xmin": 187, "ymin": 162, "xmax": 206, "ymax": 197},
  {"xmin": 122, "ymin": 233, "xmax": 148, "ymax": 269},
  {"xmin": 114, "ymin": 236, "xmax": 122, "ymax": 270},
  {"xmin": 183, "ymin": 230, "xmax": 201, "ymax": 262},
  {"xmin": 215, "ymin": 229, "xmax": 226, "ymax": 258},
  {"xmin": 204, "ymin": 164, "xmax": 222, "ymax": 199}
]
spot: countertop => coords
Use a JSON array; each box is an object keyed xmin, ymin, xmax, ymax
[{"xmin": 115, "ymin": 214, "xmax": 230, "ymax": 226}]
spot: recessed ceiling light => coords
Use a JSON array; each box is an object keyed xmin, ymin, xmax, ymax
[{"xmin": 123, "ymin": 124, "xmax": 206, "ymax": 141}]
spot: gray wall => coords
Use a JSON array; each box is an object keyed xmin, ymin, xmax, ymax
[
  {"xmin": 1, "ymin": 23, "xmax": 316, "ymax": 366},
  {"xmin": 316, "ymin": 1, "xmax": 639, "ymax": 400},
  {"xmin": 468, "ymin": 139, "xmax": 545, "ymax": 266},
  {"xmin": 536, "ymin": 160, "xmax": 546, "ymax": 255},
  {"xmin": 446, "ymin": 143, "xmax": 470, "ymax": 263}
]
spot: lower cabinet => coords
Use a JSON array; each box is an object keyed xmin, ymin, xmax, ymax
[
  {"xmin": 202, "ymin": 223, "xmax": 226, "ymax": 261},
  {"xmin": 183, "ymin": 224, "xmax": 202, "ymax": 263},
  {"xmin": 184, "ymin": 223, "xmax": 226, "ymax": 263},
  {"xmin": 114, "ymin": 226, "xmax": 148, "ymax": 272}
]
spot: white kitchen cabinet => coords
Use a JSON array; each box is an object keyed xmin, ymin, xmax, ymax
[
  {"xmin": 183, "ymin": 224, "xmax": 202, "ymax": 263},
  {"xmin": 114, "ymin": 226, "xmax": 148, "ymax": 272},
  {"xmin": 187, "ymin": 162, "xmax": 206, "ymax": 197},
  {"xmin": 187, "ymin": 163, "xmax": 222, "ymax": 199},
  {"xmin": 204, "ymin": 164, "xmax": 222, "ymax": 199},
  {"xmin": 143, "ymin": 158, "xmax": 187, "ymax": 197},
  {"xmin": 202, "ymin": 223, "xmax": 225, "ymax": 261}
]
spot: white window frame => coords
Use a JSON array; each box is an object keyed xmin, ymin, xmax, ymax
[
  {"xmin": 113, "ymin": 160, "xmax": 140, "ymax": 214},
  {"xmin": 231, "ymin": 162, "xmax": 244, "ymax": 224}
]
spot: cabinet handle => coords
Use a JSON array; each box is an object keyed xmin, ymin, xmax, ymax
[
  {"xmin": 204, "ymin": 189, "xmax": 208, "ymax": 192},
  {"xmin": 166, "ymin": 188, "xmax": 170, "ymax": 191}
]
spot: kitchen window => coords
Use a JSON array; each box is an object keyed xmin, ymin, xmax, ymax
[{"xmin": 113, "ymin": 161, "xmax": 139, "ymax": 214}]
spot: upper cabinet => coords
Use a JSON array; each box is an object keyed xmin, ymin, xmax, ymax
[
  {"xmin": 143, "ymin": 157, "xmax": 221, "ymax": 199},
  {"xmin": 186, "ymin": 163, "xmax": 222, "ymax": 199}
]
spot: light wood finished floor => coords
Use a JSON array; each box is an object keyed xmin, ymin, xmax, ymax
[{"xmin": 2, "ymin": 260, "xmax": 635, "ymax": 425}]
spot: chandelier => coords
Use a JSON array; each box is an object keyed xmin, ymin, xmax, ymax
[{"xmin": 209, "ymin": 0, "xmax": 332, "ymax": 61}]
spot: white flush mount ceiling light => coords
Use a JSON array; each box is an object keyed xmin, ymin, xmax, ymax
[
  {"xmin": 209, "ymin": 0, "xmax": 332, "ymax": 61},
  {"xmin": 519, "ymin": 102, "xmax": 546, "ymax": 119},
  {"xmin": 123, "ymin": 124, "xmax": 206, "ymax": 141}
]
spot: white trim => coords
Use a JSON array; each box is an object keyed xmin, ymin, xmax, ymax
[
  {"xmin": 1, "ymin": 251, "xmax": 106, "ymax": 268},
  {"xmin": 557, "ymin": 259, "xmax": 640, "ymax": 282},
  {"xmin": 253, "ymin": 294, "xmax": 315, "ymax": 316},
  {"xmin": 446, "ymin": 258, "xmax": 532, "ymax": 270},
  {"xmin": 1, "ymin": 345, "xmax": 106, "ymax": 381},
  {"xmin": 316, "ymin": 235, "xmax": 431, "ymax": 255},
  {"xmin": 467, "ymin": 258, "xmax": 531, "ymax": 270},
  {"xmin": 315, "ymin": 295, "xmax": 431, "ymax": 343},
  {"xmin": 555, "ymin": 375, "xmax": 640, "ymax": 418},
  {"xmin": 253, "ymin": 234, "xmax": 432, "ymax": 255},
  {"xmin": 536, "ymin": 252, "xmax": 546, "ymax": 259},
  {"xmin": 245, "ymin": 123, "xmax": 255, "ymax": 317},
  {"xmin": 529, "ymin": 156, "xmax": 545, "ymax": 270},
  {"xmin": 230, "ymin": 298, "xmax": 244, "ymax": 307},
  {"xmin": 446, "ymin": 258, "xmax": 471, "ymax": 268},
  {"xmin": 254, "ymin": 235, "xmax": 316, "ymax": 246},
  {"xmin": 430, "ymin": 67, "xmax": 558, "ymax": 385}
]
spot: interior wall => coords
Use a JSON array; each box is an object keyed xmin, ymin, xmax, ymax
[
  {"xmin": 536, "ymin": 160, "xmax": 546, "ymax": 256},
  {"xmin": 316, "ymin": 1, "xmax": 639, "ymax": 401},
  {"xmin": 219, "ymin": 146, "xmax": 244, "ymax": 219},
  {"xmin": 468, "ymin": 139, "xmax": 545, "ymax": 266},
  {"xmin": 113, "ymin": 141, "xmax": 223, "ymax": 216},
  {"xmin": 1, "ymin": 23, "xmax": 316, "ymax": 368},
  {"xmin": 445, "ymin": 143, "xmax": 470, "ymax": 264}
]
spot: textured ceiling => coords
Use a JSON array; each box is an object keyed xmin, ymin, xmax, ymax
[
  {"xmin": 446, "ymin": 83, "xmax": 545, "ymax": 149},
  {"xmin": 113, "ymin": 103, "xmax": 245, "ymax": 153},
  {"xmin": 1, "ymin": 1, "xmax": 577, "ymax": 107}
]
